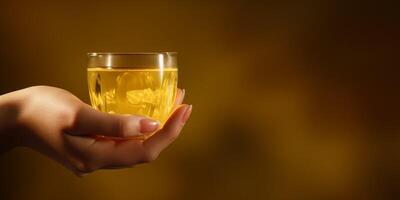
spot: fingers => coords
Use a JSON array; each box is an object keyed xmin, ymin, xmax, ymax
[
  {"xmin": 87, "ymin": 105, "xmax": 192, "ymax": 169},
  {"xmin": 67, "ymin": 105, "xmax": 159, "ymax": 138},
  {"xmin": 143, "ymin": 104, "xmax": 192, "ymax": 159},
  {"xmin": 64, "ymin": 104, "xmax": 192, "ymax": 174},
  {"xmin": 64, "ymin": 134, "xmax": 144, "ymax": 174}
]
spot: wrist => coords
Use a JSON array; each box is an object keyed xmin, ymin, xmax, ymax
[{"xmin": 0, "ymin": 90, "xmax": 26, "ymax": 150}]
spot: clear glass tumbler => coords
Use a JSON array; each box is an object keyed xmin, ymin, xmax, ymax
[{"xmin": 87, "ymin": 52, "xmax": 178, "ymax": 128}]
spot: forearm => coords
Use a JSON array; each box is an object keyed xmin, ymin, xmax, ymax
[{"xmin": 0, "ymin": 91, "xmax": 24, "ymax": 152}]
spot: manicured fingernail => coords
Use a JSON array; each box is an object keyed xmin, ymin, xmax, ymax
[
  {"xmin": 140, "ymin": 118, "xmax": 160, "ymax": 134},
  {"xmin": 181, "ymin": 105, "xmax": 192, "ymax": 123}
]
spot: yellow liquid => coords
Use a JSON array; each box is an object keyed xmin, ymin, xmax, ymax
[{"xmin": 87, "ymin": 68, "xmax": 178, "ymax": 125}]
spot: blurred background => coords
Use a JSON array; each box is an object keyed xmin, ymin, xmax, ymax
[{"xmin": 0, "ymin": 0, "xmax": 399, "ymax": 199}]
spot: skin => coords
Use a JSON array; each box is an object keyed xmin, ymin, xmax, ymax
[{"xmin": 0, "ymin": 86, "xmax": 192, "ymax": 176}]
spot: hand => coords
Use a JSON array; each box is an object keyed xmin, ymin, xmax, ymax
[{"xmin": 0, "ymin": 86, "xmax": 192, "ymax": 176}]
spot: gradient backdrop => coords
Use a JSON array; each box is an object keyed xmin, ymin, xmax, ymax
[{"xmin": 0, "ymin": 0, "xmax": 399, "ymax": 199}]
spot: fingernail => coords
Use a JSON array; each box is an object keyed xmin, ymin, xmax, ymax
[
  {"xmin": 181, "ymin": 105, "xmax": 192, "ymax": 123},
  {"xmin": 182, "ymin": 89, "xmax": 186, "ymax": 99},
  {"xmin": 140, "ymin": 118, "xmax": 160, "ymax": 134}
]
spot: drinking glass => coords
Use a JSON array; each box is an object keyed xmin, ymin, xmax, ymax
[{"xmin": 87, "ymin": 52, "xmax": 178, "ymax": 130}]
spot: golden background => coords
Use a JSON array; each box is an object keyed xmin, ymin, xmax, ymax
[{"xmin": 0, "ymin": 0, "xmax": 399, "ymax": 199}]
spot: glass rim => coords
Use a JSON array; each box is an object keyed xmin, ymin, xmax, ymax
[{"xmin": 88, "ymin": 52, "xmax": 178, "ymax": 56}]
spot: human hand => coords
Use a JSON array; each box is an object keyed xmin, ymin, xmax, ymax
[{"xmin": 0, "ymin": 86, "xmax": 191, "ymax": 176}]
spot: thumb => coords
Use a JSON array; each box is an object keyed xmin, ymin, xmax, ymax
[{"xmin": 66, "ymin": 105, "xmax": 159, "ymax": 138}]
